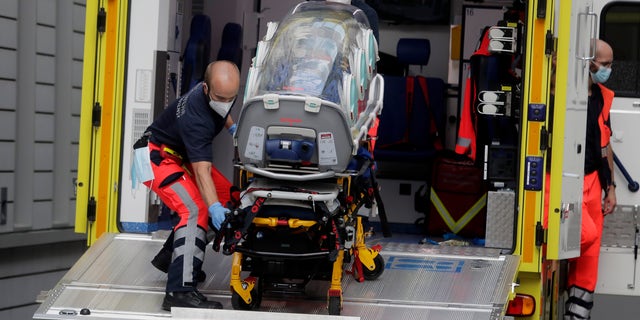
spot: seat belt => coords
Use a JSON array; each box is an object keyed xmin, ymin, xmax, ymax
[
  {"xmin": 404, "ymin": 76, "xmax": 415, "ymax": 145},
  {"xmin": 416, "ymin": 76, "xmax": 443, "ymax": 151}
]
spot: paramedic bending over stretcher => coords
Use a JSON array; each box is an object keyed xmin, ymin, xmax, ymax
[{"xmin": 140, "ymin": 61, "xmax": 239, "ymax": 310}]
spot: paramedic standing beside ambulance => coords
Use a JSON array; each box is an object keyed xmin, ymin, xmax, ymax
[
  {"xmin": 565, "ymin": 39, "xmax": 617, "ymax": 320},
  {"xmin": 140, "ymin": 61, "xmax": 239, "ymax": 310}
]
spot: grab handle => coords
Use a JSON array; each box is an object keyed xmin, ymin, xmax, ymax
[
  {"xmin": 614, "ymin": 153, "xmax": 640, "ymax": 192},
  {"xmin": 575, "ymin": 9, "xmax": 597, "ymax": 61}
]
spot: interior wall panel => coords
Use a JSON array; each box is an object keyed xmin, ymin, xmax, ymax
[
  {"xmin": 34, "ymin": 143, "xmax": 54, "ymax": 171},
  {"xmin": 34, "ymin": 113, "xmax": 55, "ymax": 141},
  {"xmin": 0, "ymin": 0, "xmax": 18, "ymax": 18},
  {"xmin": 35, "ymin": 83, "xmax": 55, "ymax": 113},
  {"xmin": 0, "ymin": 80, "xmax": 16, "ymax": 109},
  {"xmin": 0, "ymin": 49, "xmax": 17, "ymax": 79},
  {"xmin": 0, "ymin": 18, "xmax": 17, "ymax": 48},
  {"xmin": 36, "ymin": 25, "xmax": 56, "ymax": 55},
  {"xmin": 0, "ymin": 111, "xmax": 16, "ymax": 139}
]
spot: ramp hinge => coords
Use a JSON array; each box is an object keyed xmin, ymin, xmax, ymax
[
  {"xmin": 535, "ymin": 222, "xmax": 545, "ymax": 246},
  {"xmin": 97, "ymin": 7, "xmax": 106, "ymax": 34},
  {"xmin": 92, "ymin": 102, "xmax": 102, "ymax": 127}
]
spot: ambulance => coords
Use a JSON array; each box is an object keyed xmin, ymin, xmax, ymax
[{"xmin": 34, "ymin": 0, "xmax": 640, "ymax": 319}]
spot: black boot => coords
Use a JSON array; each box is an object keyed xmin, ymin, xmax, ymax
[
  {"xmin": 162, "ymin": 290, "xmax": 223, "ymax": 311},
  {"xmin": 152, "ymin": 231, "xmax": 175, "ymax": 273},
  {"xmin": 193, "ymin": 270, "xmax": 207, "ymax": 283}
]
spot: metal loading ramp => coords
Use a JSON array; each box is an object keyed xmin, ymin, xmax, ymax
[{"xmin": 34, "ymin": 233, "xmax": 519, "ymax": 320}]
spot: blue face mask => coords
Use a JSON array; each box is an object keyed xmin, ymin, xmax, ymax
[{"xmin": 590, "ymin": 65, "xmax": 612, "ymax": 83}]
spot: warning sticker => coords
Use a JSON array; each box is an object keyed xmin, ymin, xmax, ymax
[
  {"xmin": 244, "ymin": 126, "xmax": 265, "ymax": 161},
  {"xmin": 318, "ymin": 132, "xmax": 338, "ymax": 165}
]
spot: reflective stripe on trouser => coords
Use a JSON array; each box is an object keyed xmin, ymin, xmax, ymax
[
  {"xmin": 144, "ymin": 142, "xmax": 209, "ymax": 292},
  {"xmin": 568, "ymin": 171, "xmax": 604, "ymax": 292},
  {"xmin": 165, "ymin": 183, "xmax": 208, "ymax": 291},
  {"xmin": 565, "ymin": 285, "xmax": 594, "ymax": 319}
]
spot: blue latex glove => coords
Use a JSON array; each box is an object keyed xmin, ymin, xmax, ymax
[
  {"xmin": 208, "ymin": 202, "xmax": 229, "ymax": 230},
  {"xmin": 228, "ymin": 123, "xmax": 237, "ymax": 136}
]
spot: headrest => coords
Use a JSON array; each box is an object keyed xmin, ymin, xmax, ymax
[
  {"xmin": 189, "ymin": 14, "xmax": 211, "ymax": 41},
  {"xmin": 396, "ymin": 38, "xmax": 430, "ymax": 66},
  {"xmin": 220, "ymin": 23, "xmax": 242, "ymax": 46},
  {"xmin": 217, "ymin": 23, "xmax": 243, "ymax": 69}
]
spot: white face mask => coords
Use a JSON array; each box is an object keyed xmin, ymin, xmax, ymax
[
  {"xmin": 209, "ymin": 99, "xmax": 236, "ymax": 118},
  {"xmin": 204, "ymin": 82, "xmax": 236, "ymax": 117},
  {"xmin": 209, "ymin": 98, "xmax": 235, "ymax": 117}
]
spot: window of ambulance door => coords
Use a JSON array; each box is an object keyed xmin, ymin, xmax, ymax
[{"xmin": 600, "ymin": 3, "xmax": 640, "ymax": 97}]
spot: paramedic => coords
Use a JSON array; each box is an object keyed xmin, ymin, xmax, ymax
[
  {"xmin": 140, "ymin": 60, "xmax": 240, "ymax": 310},
  {"xmin": 565, "ymin": 39, "xmax": 617, "ymax": 320}
]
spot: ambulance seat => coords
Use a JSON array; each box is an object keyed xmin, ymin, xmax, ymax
[
  {"xmin": 217, "ymin": 22, "xmax": 243, "ymax": 71},
  {"xmin": 396, "ymin": 38, "xmax": 431, "ymax": 73},
  {"xmin": 374, "ymin": 38, "xmax": 446, "ymax": 166},
  {"xmin": 181, "ymin": 14, "xmax": 212, "ymax": 96}
]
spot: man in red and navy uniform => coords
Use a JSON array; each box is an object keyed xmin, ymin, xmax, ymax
[{"xmin": 143, "ymin": 61, "xmax": 239, "ymax": 310}]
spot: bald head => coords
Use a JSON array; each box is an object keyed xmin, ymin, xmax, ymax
[
  {"xmin": 589, "ymin": 39, "xmax": 614, "ymax": 84},
  {"xmin": 595, "ymin": 39, "xmax": 613, "ymax": 62},
  {"xmin": 203, "ymin": 60, "xmax": 240, "ymax": 102}
]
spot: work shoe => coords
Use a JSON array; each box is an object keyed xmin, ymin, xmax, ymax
[
  {"xmin": 151, "ymin": 248, "xmax": 207, "ymax": 282},
  {"xmin": 162, "ymin": 291, "xmax": 223, "ymax": 311}
]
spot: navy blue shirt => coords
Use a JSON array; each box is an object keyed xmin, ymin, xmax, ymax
[
  {"xmin": 147, "ymin": 83, "xmax": 226, "ymax": 163},
  {"xmin": 584, "ymin": 84, "xmax": 609, "ymax": 174}
]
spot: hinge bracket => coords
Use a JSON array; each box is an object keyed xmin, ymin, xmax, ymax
[
  {"xmin": 545, "ymin": 30, "xmax": 555, "ymax": 55},
  {"xmin": 87, "ymin": 196, "xmax": 96, "ymax": 222},
  {"xmin": 92, "ymin": 102, "xmax": 102, "ymax": 127},
  {"xmin": 535, "ymin": 222, "xmax": 545, "ymax": 246},
  {"xmin": 97, "ymin": 7, "xmax": 106, "ymax": 34},
  {"xmin": 537, "ymin": 0, "xmax": 547, "ymax": 18}
]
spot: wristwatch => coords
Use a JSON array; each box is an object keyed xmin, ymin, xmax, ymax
[{"xmin": 609, "ymin": 181, "xmax": 616, "ymax": 189}]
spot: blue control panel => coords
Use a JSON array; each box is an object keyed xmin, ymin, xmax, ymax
[
  {"xmin": 524, "ymin": 156, "xmax": 544, "ymax": 191},
  {"xmin": 528, "ymin": 103, "xmax": 546, "ymax": 122}
]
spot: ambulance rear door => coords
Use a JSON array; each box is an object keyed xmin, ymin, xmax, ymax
[
  {"xmin": 592, "ymin": 0, "xmax": 640, "ymax": 296},
  {"xmin": 546, "ymin": 0, "xmax": 596, "ymax": 260}
]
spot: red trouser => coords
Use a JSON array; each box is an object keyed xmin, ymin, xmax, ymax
[
  {"xmin": 144, "ymin": 141, "xmax": 231, "ymax": 291},
  {"xmin": 568, "ymin": 171, "xmax": 604, "ymax": 292}
]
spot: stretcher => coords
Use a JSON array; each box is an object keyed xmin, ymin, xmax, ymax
[{"xmin": 225, "ymin": 1, "xmax": 387, "ymax": 315}]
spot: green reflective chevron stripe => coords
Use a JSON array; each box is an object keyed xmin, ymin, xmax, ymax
[{"xmin": 430, "ymin": 188, "xmax": 487, "ymax": 233}]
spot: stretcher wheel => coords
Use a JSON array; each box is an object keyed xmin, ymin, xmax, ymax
[
  {"xmin": 327, "ymin": 296, "xmax": 342, "ymax": 315},
  {"xmin": 231, "ymin": 280, "xmax": 262, "ymax": 310},
  {"xmin": 362, "ymin": 254, "xmax": 385, "ymax": 280}
]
